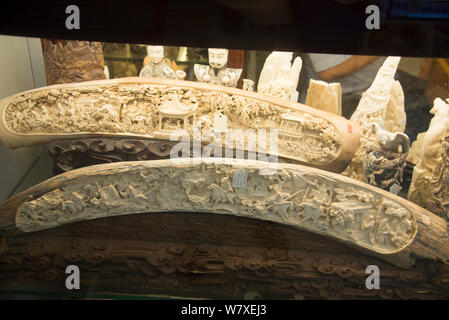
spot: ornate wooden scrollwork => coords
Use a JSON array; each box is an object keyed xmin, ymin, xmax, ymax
[
  {"xmin": 0, "ymin": 213, "xmax": 448, "ymax": 299},
  {"xmin": 47, "ymin": 138, "xmax": 178, "ymax": 174}
]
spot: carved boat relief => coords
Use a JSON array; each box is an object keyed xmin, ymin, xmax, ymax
[
  {"xmin": 2, "ymin": 158, "xmax": 417, "ymax": 256},
  {"xmin": 0, "ymin": 78, "xmax": 360, "ymax": 172}
]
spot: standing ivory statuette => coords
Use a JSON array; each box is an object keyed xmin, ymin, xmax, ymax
[
  {"xmin": 258, "ymin": 51, "xmax": 302, "ymax": 102},
  {"xmin": 408, "ymin": 98, "xmax": 449, "ymax": 211},
  {"xmin": 139, "ymin": 45, "xmax": 180, "ymax": 80}
]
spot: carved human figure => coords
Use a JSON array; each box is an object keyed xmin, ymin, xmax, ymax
[
  {"xmin": 408, "ymin": 98, "xmax": 449, "ymax": 207},
  {"xmin": 257, "ymin": 51, "xmax": 302, "ymax": 102},
  {"xmin": 139, "ymin": 46, "xmax": 185, "ymax": 80},
  {"xmin": 427, "ymin": 134, "xmax": 449, "ymax": 219},
  {"xmin": 194, "ymin": 48, "xmax": 242, "ymax": 87},
  {"xmin": 242, "ymin": 79, "xmax": 255, "ymax": 92}
]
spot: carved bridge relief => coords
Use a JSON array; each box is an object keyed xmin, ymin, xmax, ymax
[
  {"xmin": 15, "ymin": 160, "xmax": 417, "ymax": 255},
  {"xmin": 2, "ymin": 81, "xmax": 345, "ymax": 167}
]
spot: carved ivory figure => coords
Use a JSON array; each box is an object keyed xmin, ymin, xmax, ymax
[
  {"xmin": 242, "ymin": 79, "xmax": 255, "ymax": 92},
  {"xmin": 257, "ymin": 51, "xmax": 302, "ymax": 102},
  {"xmin": 408, "ymin": 98, "xmax": 449, "ymax": 208},
  {"xmin": 305, "ymin": 79, "xmax": 342, "ymax": 115},
  {"xmin": 343, "ymin": 56, "xmax": 407, "ymax": 182},
  {"xmin": 139, "ymin": 46, "xmax": 185, "ymax": 80},
  {"xmin": 0, "ymin": 78, "xmax": 361, "ymax": 173},
  {"xmin": 194, "ymin": 49, "xmax": 242, "ymax": 87},
  {"xmin": 406, "ymin": 132, "xmax": 425, "ymax": 164},
  {"xmin": 427, "ymin": 134, "xmax": 449, "ymax": 219},
  {"xmin": 365, "ymin": 123, "xmax": 410, "ymax": 194}
]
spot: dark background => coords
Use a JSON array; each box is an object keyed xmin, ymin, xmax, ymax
[{"xmin": 0, "ymin": 0, "xmax": 448, "ymax": 57}]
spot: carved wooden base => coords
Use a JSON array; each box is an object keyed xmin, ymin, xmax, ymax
[
  {"xmin": 47, "ymin": 137, "xmax": 176, "ymax": 174},
  {"xmin": 46, "ymin": 137, "xmax": 301, "ymax": 174},
  {"xmin": 0, "ymin": 213, "xmax": 448, "ymax": 299}
]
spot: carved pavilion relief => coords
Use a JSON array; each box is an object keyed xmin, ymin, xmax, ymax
[
  {"xmin": 14, "ymin": 158, "xmax": 416, "ymax": 254},
  {"xmin": 1, "ymin": 79, "xmax": 349, "ymax": 168}
]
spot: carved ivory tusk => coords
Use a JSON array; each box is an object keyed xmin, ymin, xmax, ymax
[
  {"xmin": 0, "ymin": 158, "xmax": 448, "ymax": 269},
  {"xmin": 0, "ymin": 78, "xmax": 360, "ymax": 173}
]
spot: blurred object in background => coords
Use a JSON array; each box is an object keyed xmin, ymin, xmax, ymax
[
  {"xmin": 420, "ymin": 58, "xmax": 449, "ymax": 105},
  {"xmin": 42, "ymin": 39, "xmax": 106, "ymax": 85}
]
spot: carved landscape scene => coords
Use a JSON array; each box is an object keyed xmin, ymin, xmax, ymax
[
  {"xmin": 2, "ymin": 81, "xmax": 344, "ymax": 166},
  {"xmin": 15, "ymin": 159, "xmax": 417, "ymax": 255}
]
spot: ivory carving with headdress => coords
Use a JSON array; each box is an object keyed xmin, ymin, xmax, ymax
[
  {"xmin": 408, "ymin": 98, "xmax": 449, "ymax": 210},
  {"xmin": 194, "ymin": 48, "xmax": 242, "ymax": 87}
]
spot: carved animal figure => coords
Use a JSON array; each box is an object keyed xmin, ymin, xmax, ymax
[{"xmin": 365, "ymin": 123, "xmax": 410, "ymax": 193}]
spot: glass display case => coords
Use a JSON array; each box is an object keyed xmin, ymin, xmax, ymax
[{"xmin": 0, "ymin": 0, "xmax": 449, "ymax": 301}]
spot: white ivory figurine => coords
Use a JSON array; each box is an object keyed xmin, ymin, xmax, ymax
[
  {"xmin": 194, "ymin": 48, "xmax": 242, "ymax": 87},
  {"xmin": 257, "ymin": 51, "xmax": 302, "ymax": 102},
  {"xmin": 139, "ymin": 45, "xmax": 185, "ymax": 80},
  {"xmin": 408, "ymin": 98, "xmax": 449, "ymax": 207}
]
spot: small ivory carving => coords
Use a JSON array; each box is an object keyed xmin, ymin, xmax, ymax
[
  {"xmin": 406, "ymin": 132, "xmax": 425, "ymax": 164},
  {"xmin": 343, "ymin": 57, "xmax": 407, "ymax": 181},
  {"xmin": 0, "ymin": 78, "xmax": 360, "ymax": 172},
  {"xmin": 242, "ymin": 79, "xmax": 255, "ymax": 92},
  {"xmin": 11, "ymin": 158, "xmax": 416, "ymax": 255},
  {"xmin": 104, "ymin": 66, "xmax": 110, "ymax": 80},
  {"xmin": 257, "ymin": 51, "xmax": 302, "ymax": 102},
  {"xmin": 194, "ymin": 49, "xmax": 242, "ymax": 87},
  {"xmin": 364, "ymin": 123, "xmax": 410, "ymax": 194},
  {"xmin": 139, "ymin": 46, "xmax": 185, "ymax": 80},
  {"xmin": 408, "ymin": 98, "xmax": 449, "ymax": 208},
  {"xmin": 305, "ymin": 79, "xmax": 342, "ymax": 115}
]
